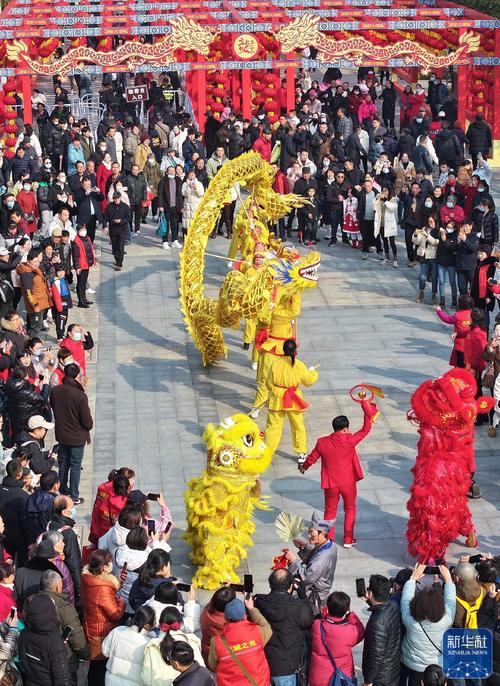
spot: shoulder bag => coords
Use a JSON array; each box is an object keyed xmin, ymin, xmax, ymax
[
  {"xmin": 419, "ymin": 621, "xmax": 443, "ymax": 655},
  {"xmin": 220, "ymin": 635, "xmax": 258, "ymax": 686},
  {"xmin": 320, "ymin": 620, "xmax": 358, "ymax": 686}
]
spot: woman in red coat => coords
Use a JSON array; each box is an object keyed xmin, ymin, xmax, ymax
[
  {"xmin": 96, "ymin": 153, "xmax": 113, "ymax": 214},
  {"xmin": 408, "ymin": 87, "xmax": 427, "ymax": 120},
  {"xmin": 200, "ymin": 586, "xmax": 235, "ymax": 665},
  {"xmin": 89, "ymin": 473, "xmax": 131, "ymax": 544},
  {"xmin": 309, "ymin": 591, "xmax": 364, "ymax": 686},
  {"xmin": 16, "ymin": 182, "xmax": 39, "ymax": 235}
]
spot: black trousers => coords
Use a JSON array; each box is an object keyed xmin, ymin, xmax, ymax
[
  {"xmin": 85, "ymin": 216, "xmax": 97, "ymax": 242},
  {"xmin": 52, "ymin": 306, "xmax": 68, "ymax": 339},
  {"xmin": 404, "ymin": 223, "xmax": 416, "ymax": 262},
  {"xmin": 360, "ymin": 219, "xmax": 381, "ymax": 252},
  {"xmin": 76, "ymin": 269, "xmax": 89, "ymax": 305},
  {"xmin": 165, "ymin": 207, "xmax": 180, "ymax": 241},
  {"xmin": 130, "ymin": 202, "xmax": 143, "ymax": 233},
  {"xmin": 110, "ymin": 229, "xmax": 126, "ymax": 267}
]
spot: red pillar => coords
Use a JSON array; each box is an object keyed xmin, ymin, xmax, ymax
[
  {"xmin": 196, "ymin": 67, "xmax": 206, "ymax": 133},
  {"xmin": 493, "ymin": 27, "xmax": 500, "ymax": 164},
  {"xmin": 232, "ymin": 70, "xmax": 241, "ymax": 112},
  {"xmin": 457, "ymin": 29, "xmax": 467, "ymax": 130},
  {"xmin": 242, "ymin": 69, "xmax": 251, "ymax": 120},
  {"xmin": 286, "ymin": 52, "xmax": 295, "ymax": 114},
  {"xmin": 21, "ymin": 76, "xmax": 32, "ymax": 125}
]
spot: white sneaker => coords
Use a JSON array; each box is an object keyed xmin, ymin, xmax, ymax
[
  {"xmin": 251, "ymin": 361, "xmax": 258, "ymax": 371},
  {"xmin": 249, "ymin": 407, "xmax": 260, "ymax": 419},
  {"xmin": 162, "ymin": 242, "xmax": 170, "ymax": 250},
  {"xmin": 393, "ymin": 260, "xmax": 398, "ymax": 269},
  {"xmin": 135, "ymin": 229, "xmax": 142, "ymax": 236},
  {"xmin": 86, "ymin": 287, "xmax": 96, "ymax": 294},
  {"xmin": 361, "ymin": 253, "xmax": 367, "ymax": 260},
  {"xmin": 172, "ymin": 240, "xmax": 182, "ymax": 248},
  {"xmin": 382, "ymin": 258, "xmax": 390, "ymax": 265},
  {"xmin": 46, "ymin": 311, "xmax": 53, "ymax": 321},
  {"xmin": 42, "ymin": 320, "xmax": 50, "ymax": 330}
]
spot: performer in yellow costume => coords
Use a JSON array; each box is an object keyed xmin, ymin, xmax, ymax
[
  {"xmin": 265, "ymin": 338, "xmax": 318, "ymax": 460},
  {"xmin": 251, "ymin": 289, "xmax": 302, "ymax": 415},
  {"xmin": 242, "ymin": 251, "xmax": 265, "ymax": 367}
]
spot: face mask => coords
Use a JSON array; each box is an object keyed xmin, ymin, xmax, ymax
[
  {"xmin": 446, "ymin": 228, "xmax": 454, "ymax": 234},
  {"xmin": 478, "ymin": 206, "xmax": 485, "ymax": 213},
  {"xmin": 478, "ymin": 187, "xmax": 485, "ymax": 193},
  {"xmin": 446, "ymin": 201, "xmax": 454, "ymax": 208},
  {"xmin": 44, "ymin": 161, "xmax": 51, "ymax": 169},
  {"xmin": 148, "ymin": 158, "xmax": 155, "ymax": 165},
  {"xmin": 323, "ymin": 159, "xmax": 329, "ymax": 167},
  {"xmin": 342, "ymin": 91, "xmax": 348, "ymax": 97},
  {"xmin": 6, "ymin": 201, "xmax": 14, "ymax": 209},
  {"xmin": 167, "ymin": 173, "xmax": 175, "ymax": 179},
  {"xmin": 99, "ymin": 146, "xmax": 106, "ymax": 152},
  {"xmin": 58, "ymin": 176, "xmax": 66, "ymax": 184},
  {"xmin": 382, "ymin": 168, "xmax": 389, "ymax": 174},
  {"xmin": 64, "ymin": 358, "xmax": 73, "ymax": 366},
  {"xmin": 78, "ymin": 230, "xmax": 87, "ymax": 238},
  {"xmin": 33, "ymin": 350, "xmax": 42, "ymax": 358},
  {"xmin": 425, "ymin": 200, "xmax": 433, "ymax": 208},
  {"xmin": 23, "ymin": 184, "xmax": 31, "ymax": 192},
  {"xmin": 416, "ymin": 118, "xmax": 423, "ymax": 123},
  {"xmin": 430, "ymin": 76, "xmax": 435, "ymax": 81},
  {"xmin": 68, "ymin": 507, "xmax": 77, "ymax": 520},
  {"xmin": 72, "ymin": 331, "xmax": 82, "ymax": 341},
  {"xmin": 60, "ymin": 194, "xmax": 67, "ymax": 203},
  {"xmin": 258, "ymin": 114, "xmax": 265, "ymax": 120}
]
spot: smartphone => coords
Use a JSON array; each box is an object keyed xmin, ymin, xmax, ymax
[
  {"xmin": 355, "ymin": 578, "xmax": 366, "ymax": 598},
  {"xmin": 176, "ymin": 582, "xmax": 191, "ymax": 592},
  {"xmin": 244, "ymin": 574, "xmax": 254, "ymax": 598},
  {"xmin": 164, "ymin": 521, "xmax": 172, "ymax": 534},
  {"xmin": 61, "ymin": 626, "xmax": 73, "ymax": 641},
  {"xmin": 147, "ymin": 493, "xmax": 160, "ymax": 501},
  {"xmin": 147, "ymin": 520, "xmax": 156, "ymax": 536},
  {"xmin": 424, "ymin": 566, "xmax": 440, "ymax": 575},
  {"xmin": 121, "ymin": 561, "xmax": 128, "ymax": 573},
  {"xmin": 9, "ymin": 607, "xmax": 16, "ymax": 620},
  {"xmin": 468, "ymin": 554, "xmax": 482, "ymax": 564}
]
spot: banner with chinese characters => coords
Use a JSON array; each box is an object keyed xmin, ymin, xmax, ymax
[{"xmin": 443, "ymin": 629, "xmax": 492, "ymax": 680}]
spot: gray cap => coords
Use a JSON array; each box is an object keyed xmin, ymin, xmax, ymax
[{"xmin": 310, "ymin": 511, "xmax": 334, "ymax": 534}]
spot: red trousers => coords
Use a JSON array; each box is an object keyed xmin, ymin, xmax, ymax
[{"xmin": 324, "ymin": 482, "xmax": 357, "ymax": 544}]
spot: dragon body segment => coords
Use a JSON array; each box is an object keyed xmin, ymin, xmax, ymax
[{"xmin": 179, "ymin": 152, "xmax": 318, "ymax": 366}]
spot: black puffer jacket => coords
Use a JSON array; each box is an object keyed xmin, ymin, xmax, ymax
[
  {"xmin": 14, "ymin": 557, "xmax": 62, "ymax": 610},
  {"xmin": 254, "ymin": 591, "xmax": 314, "ymax": 676},
  {"xmin": 4, "ymin": 377, "xmax": 45, "ymax": 440},
  {"xmin": 466, "ymin": 120, "xmax": 492, "ymax": 154},
  {"xmin": 480, "ymin": 210, "xmax": 499, "ymax": 246},
  {"xmin": 16, "ymin": 429, "xmax": 56, "ymax": 475},
  {"xmin": 362, "ymin": 601, "xmax": 402, "ymax": 686},
  {"xmin": 0, "ymin": 476, "xmax": 29, "ymax": 555},
  {"xmin": 17, "ymin": 593, "xmax": 71, "ymax": 686}
]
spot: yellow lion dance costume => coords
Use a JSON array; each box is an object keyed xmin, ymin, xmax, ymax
[{"xmin": 184, "ymin": 414, "xmax": 272, "ymax": 589}]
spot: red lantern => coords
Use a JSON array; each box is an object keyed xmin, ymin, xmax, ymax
[
  {"xmin": 4, "ymin": 124, "xmax": 18, "ymax": 134},
  {"xmin": 4, "ymin": 136, "xmax": 16, "ymax": 148}
]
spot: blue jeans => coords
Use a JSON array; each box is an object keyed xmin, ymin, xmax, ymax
[
  {"xmin": 418, "ymin": 259, "xmax": 438, "ymax": 294},
  {"xmin": 437, "ymin": 264, "xmax": 457, "ymax": 301},
  {"xmin": 58, "ymin": 444, "xmax": 85, "ymax": 500},
  {"xmin": 272, "ymin": 676, "xmax": 297, "ymax": 686}
]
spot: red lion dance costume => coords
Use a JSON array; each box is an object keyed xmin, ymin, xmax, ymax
[{"xmin": 406, "ymin": 368, "xmax": 494, "ymax": 562}]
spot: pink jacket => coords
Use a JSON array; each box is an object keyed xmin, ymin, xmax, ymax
[
  {"xmin": 309, "ymin": 614, "xmax": 365, "ymax": 686},
  {"xmin": 358, "ymin": 100, "xmax": 378, "ymax": 122}
]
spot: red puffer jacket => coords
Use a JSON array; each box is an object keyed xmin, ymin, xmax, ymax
[{"xmin": 89, "ymin": 480, "xmax": 128, "ymax": 545}]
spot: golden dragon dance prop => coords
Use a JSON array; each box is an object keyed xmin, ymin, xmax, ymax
[
  {"xmin": 184, "ymin": 414, "xmax": 272, "ymax": 589},
  {"xmin": 274, "ymin": 13, "xmax": 480, "ymax": 68},
  {"xmin": 6, "ymin": 17, "xmax": 218, "ymax": 75},
  {"xmin": 179, "ymin": 151, "xmax": 316, "ymax": 367}
]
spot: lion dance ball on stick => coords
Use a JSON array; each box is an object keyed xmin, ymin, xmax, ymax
[
  {"xmin": 184, "ymin": 414, "xmax": 272, "ymax": 589},
  {"xmin": 406, "ymin": 368, "xmax": 494, "ymax": 563}
]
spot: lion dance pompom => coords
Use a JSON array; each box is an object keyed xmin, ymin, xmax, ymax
[
  {"xmin": 184, "ymin": 414, "xmax": 272, "ymax": 589},
  {"xmin": 406, "ymin": 368, "xmax": 494, "ymax": 562}
]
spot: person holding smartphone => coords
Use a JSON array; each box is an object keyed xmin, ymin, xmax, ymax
[{"xmin": 126, "ymin": 490, "xmax": 173, "ymax": 542}]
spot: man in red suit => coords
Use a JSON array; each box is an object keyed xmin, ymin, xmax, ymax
[{"xmin": 299, "ymin": 400, "xmax": 376, "ymax": 548}]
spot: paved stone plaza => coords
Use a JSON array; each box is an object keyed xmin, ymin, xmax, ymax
[{"xmin": 75, "ymin": 173, "xmax": 500, "ymax": 615}]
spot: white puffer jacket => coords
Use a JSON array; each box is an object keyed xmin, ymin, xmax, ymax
[
  {"xmin": 181, "ymin": 179, "xmax": 204, "ymax": 229},
  {"xmin": 114, "ymin": 546, "xmax": 149, "ymax": 613},
  {"xmin": 102, "ymin": 625, "xmax": 152, "ymax": 686},
  {"xmin": 141, "ymin": 629, "xmax": 204, "ymax": 686},
  {"xmin": 144, "ymin": 599, "xmax": 201, "ymax": 634},
  {"xmin": 98, "ymin": 522, "xmax": 129, "ymax": 560}
]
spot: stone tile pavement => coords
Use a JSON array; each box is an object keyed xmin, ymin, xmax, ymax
[{"xmin": 68, "ymin": 173, "xmax": 500, "ymax": 620}]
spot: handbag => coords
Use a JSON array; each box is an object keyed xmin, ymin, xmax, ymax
[
  {"xmin": 270, "ymin": 141, "xmax": 281, "ymax": 164},
  {"xmin": 156, "ymin": 213, "xmax": 168, "ymax": 238},
  {"xmin": 482, "ymin": 360, "xmax": 495, "ymax": 389},
  {"xmin": 220, "ymin": 635, "xmax": 258, "ymax": 686},
  {"xmin": 320, "ymin": 621, "xmax": 358, "ymax": 686}
]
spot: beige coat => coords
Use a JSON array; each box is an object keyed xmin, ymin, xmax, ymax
[{"xmin": 412, "ymin": 228, "xmax": 439, "ymax": 259}]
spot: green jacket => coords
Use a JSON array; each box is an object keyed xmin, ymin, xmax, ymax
[
  {"xmin": 143, "ymin": 162, "xmax": 163, "ymax": 196},
  {"xmin": 39, "ymin": 590, "xmax": 90, "ymax": 670}
]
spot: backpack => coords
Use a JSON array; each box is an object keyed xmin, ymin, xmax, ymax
[{"xmin": 456, "ymin": 589, "xmax": 484, "ymax": 628}]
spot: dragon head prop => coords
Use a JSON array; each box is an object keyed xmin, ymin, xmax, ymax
[
  {"xmin": 203, "ymin": 414, "xmax": 273, "ymax": 477},
  {"xmin": 267, "ymin": 250, "xmax": 320, "ymax": 292},
  {"xmin": 409, "ymin": 367, "xmax": 494, "ymax": 434}
]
